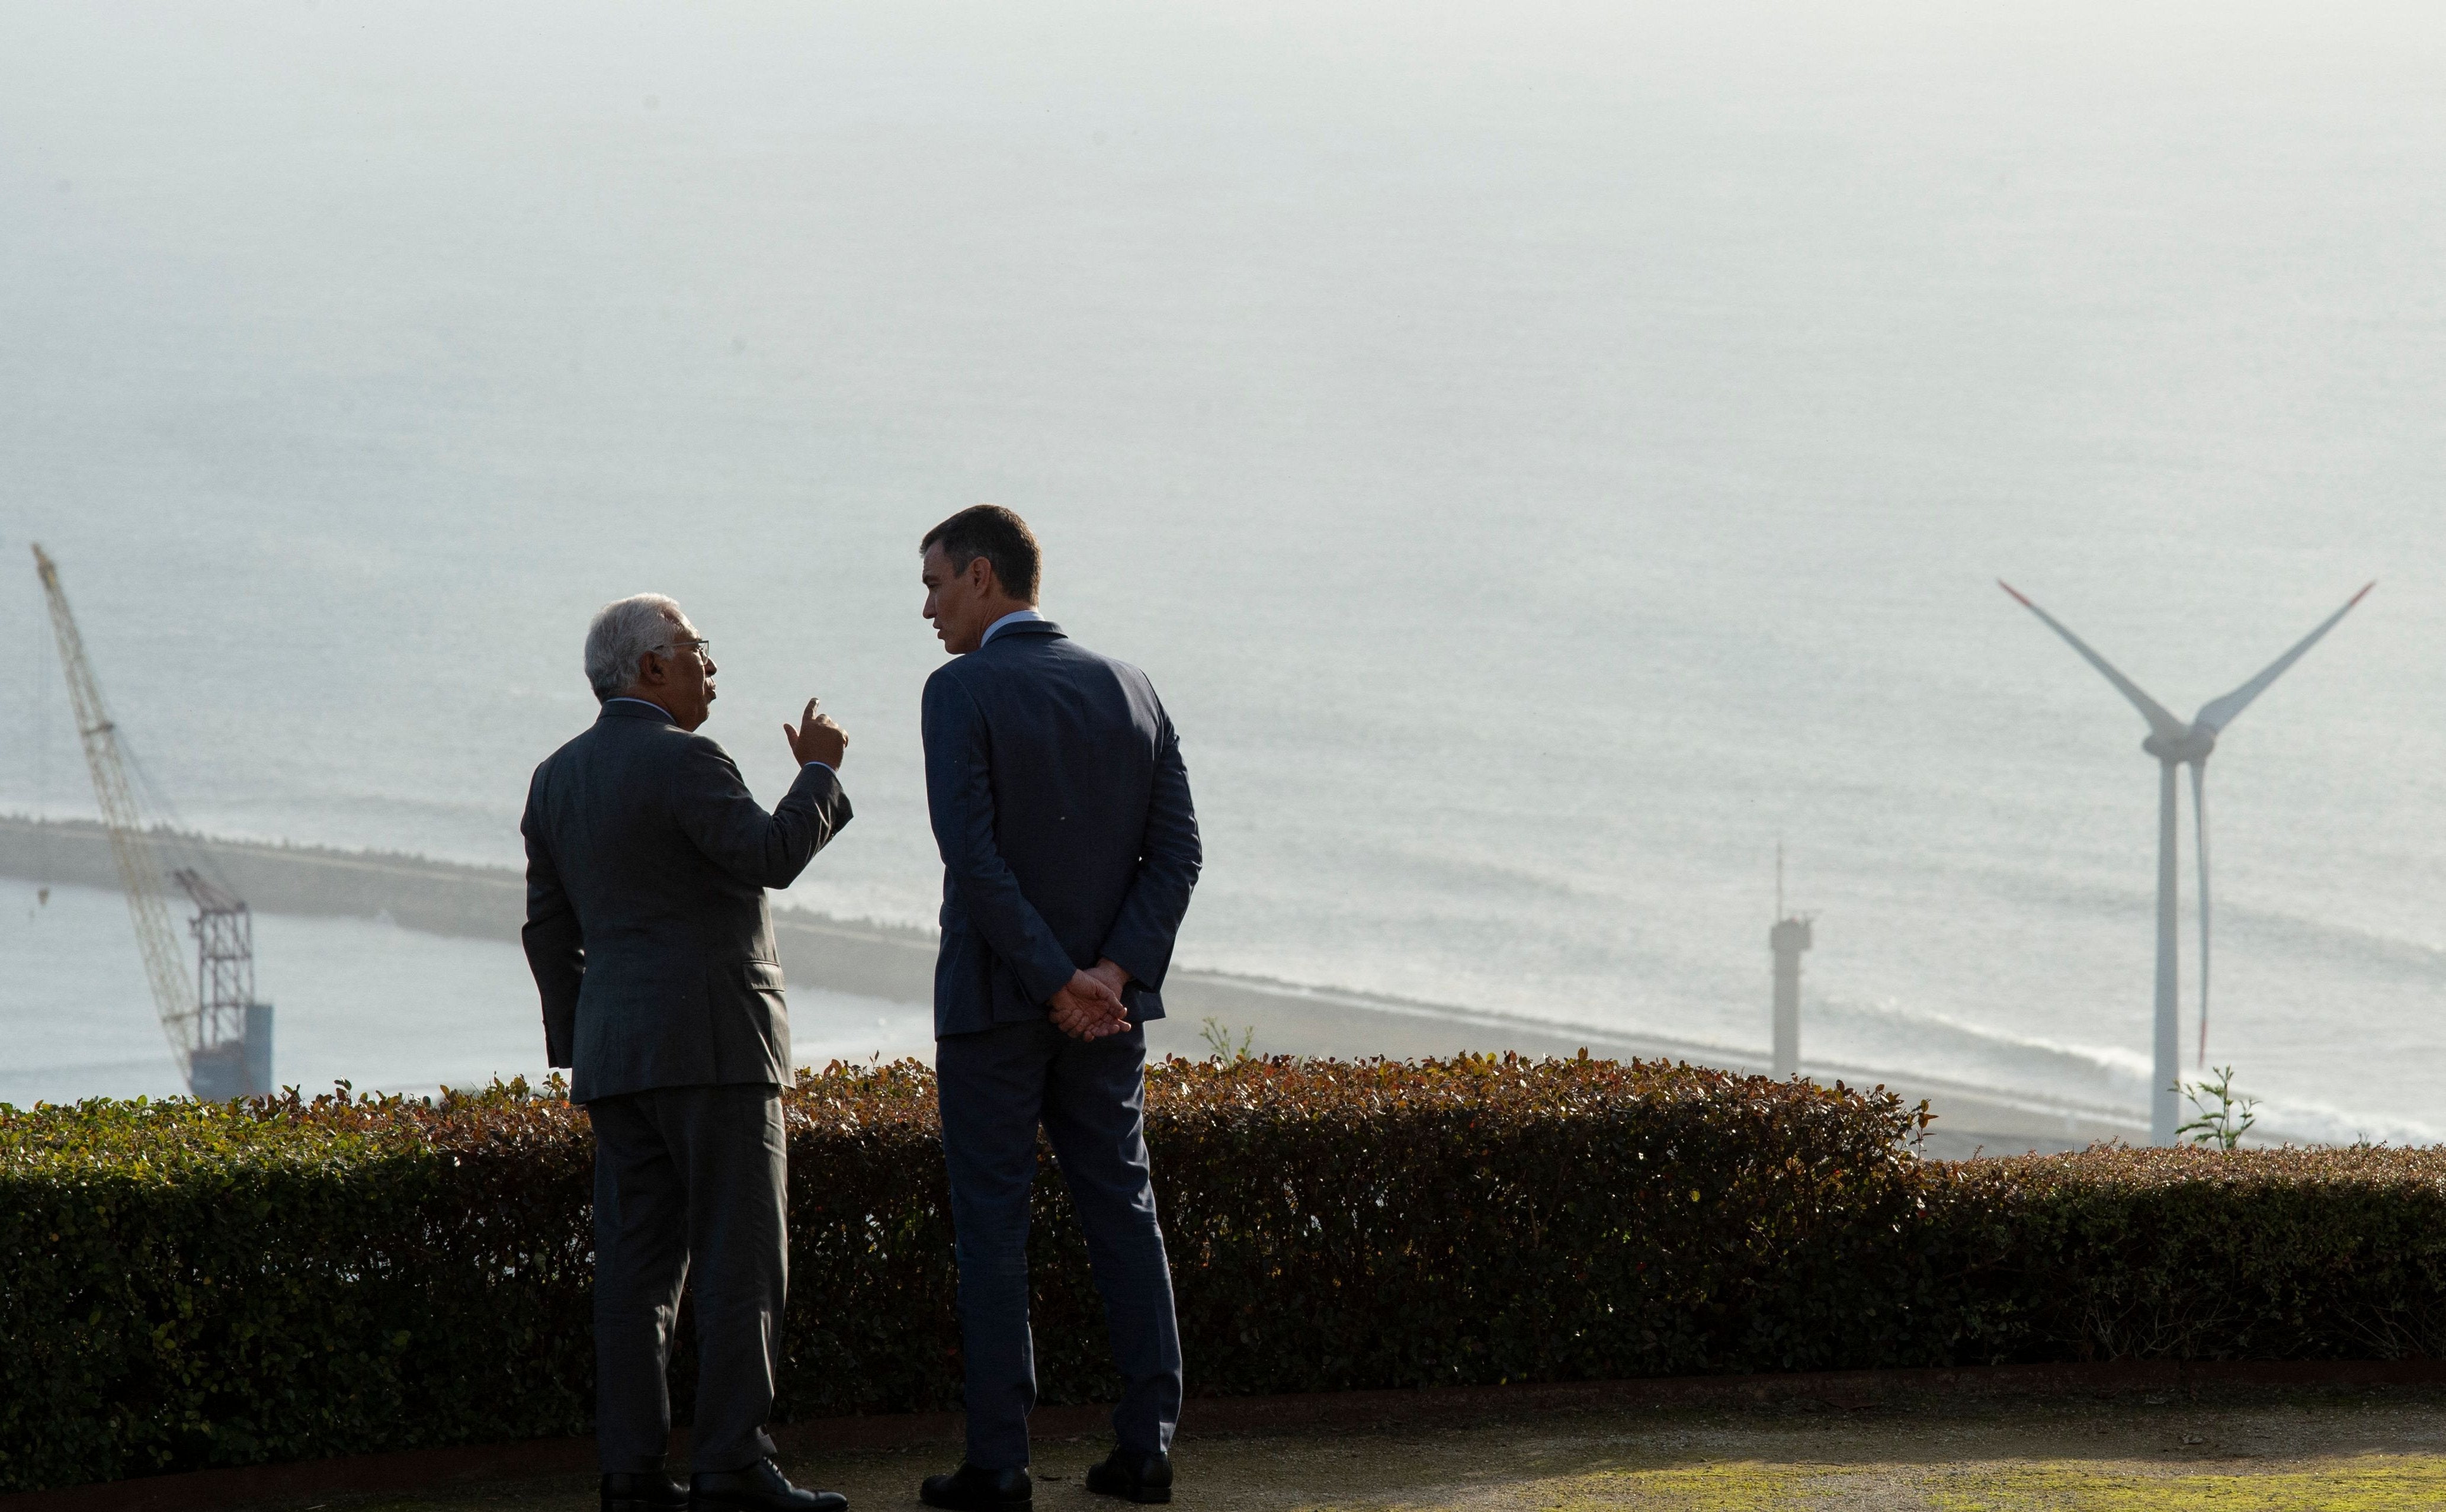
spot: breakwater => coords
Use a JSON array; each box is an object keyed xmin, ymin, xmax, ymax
[
  {"xmin": 0, "ymin": 813, "xmax": 2150, "ymax": 1154},
  {"xmin": 0, "ymin": 813, "xmax": 1690, "ymax": 1051},
  {"xmin": 0, "ymin": 813, "xmax": 935, "ymax": 1006}
]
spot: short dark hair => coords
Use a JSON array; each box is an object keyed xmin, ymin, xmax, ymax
[{"xmin": 921, "ymin": 505, "xmax": 1041, "ymax": 602}]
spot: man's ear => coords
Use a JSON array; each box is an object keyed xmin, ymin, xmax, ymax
[
  {"xmin": 635, "ymin": 651, "xmax": 666, "ymax": 688},
  {"xmin": 967, "ymin": 556, "xmax": 997, "ymax": 595}
]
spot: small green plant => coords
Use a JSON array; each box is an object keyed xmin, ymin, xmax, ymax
[
  {"xmin": 1198, "ymin": 1015, "xmax": 1255, "ymax": 1063},
  {"xmin": 2176, "ymin": 1065, "xmax": 2259, "ymax": 1151}
]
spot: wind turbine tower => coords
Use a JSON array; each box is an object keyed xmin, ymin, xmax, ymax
[{"xmin": 2001, "ymin": 580, "xmax": 2373, "ymax": 1145}]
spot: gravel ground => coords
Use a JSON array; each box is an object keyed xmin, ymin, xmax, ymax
[{"xmin": 283, "ymin": 1389, "xmax": 2446, "ymax": 1512}]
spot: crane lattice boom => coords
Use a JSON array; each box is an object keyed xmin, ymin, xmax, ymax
[{"xmin": 33, "ymin": 544, "xmax": 207, "ymax": 1081}]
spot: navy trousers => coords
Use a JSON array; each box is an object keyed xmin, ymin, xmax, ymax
[{"xmin": 935, "ymin": 1020, "xmax": 1183, "ymax": 1471}]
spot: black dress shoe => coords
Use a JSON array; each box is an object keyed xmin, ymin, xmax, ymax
[
  {"xmin": 602, "ymin": 1471, "xmax": 691, "ymax": 1512},
  {"xmin": 919, "ymin": 1462, "xmax": 1032, "ymax": 1510},
  {"xmin": 1084, "ymin": 1449, "xmax": 1172, "ymax": 1505},
  {"xmin": 690, "ymin": 1456, "xmax": 848, "ymax": 1512}
]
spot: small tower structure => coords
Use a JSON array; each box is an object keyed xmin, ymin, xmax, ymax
[{"xmin": 1768, "ymin": 846, "xmax": 1812, "ymax": 1079}]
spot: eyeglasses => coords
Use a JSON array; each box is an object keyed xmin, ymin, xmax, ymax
[{"xmin": 664, "ymin": 637, "xmax": 711, "ymax": 662}]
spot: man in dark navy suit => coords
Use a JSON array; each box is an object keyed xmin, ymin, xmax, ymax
[
  {"xmin": 911, "ymin": 508, "xmax": 1201, "ymax": 1511},
  {"xmin": 522, "ymin": 593, "xmax": 854, "ymax": 1512}
]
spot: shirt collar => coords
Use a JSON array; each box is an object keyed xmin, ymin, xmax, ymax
[{"xmin": 980, "ymin": 608, "xmax": 1044, "ymax": 647}]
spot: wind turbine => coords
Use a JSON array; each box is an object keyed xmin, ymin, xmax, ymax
[{"xmin": 2000, "ymin": 580, "xmax": 2374, "ymax": 1145}]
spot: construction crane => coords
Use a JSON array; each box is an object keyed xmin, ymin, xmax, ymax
[{"xmin": 32, "ymin": 544, "xmax": 272, "ymax": 1099}]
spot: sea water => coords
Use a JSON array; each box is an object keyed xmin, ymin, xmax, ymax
[{"xmin": 2, "ymin": 1, "xmax": 2441, "ymax": 1137}]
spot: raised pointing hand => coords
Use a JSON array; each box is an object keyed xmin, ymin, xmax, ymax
[{"xmin": 784, "ymin": 696, "xmax": 849, "ymax": 769}]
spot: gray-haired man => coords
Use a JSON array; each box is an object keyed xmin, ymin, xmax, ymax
[{"xmin": 522, "ymin": 595, "xmax": 852, "ymax": 1512}]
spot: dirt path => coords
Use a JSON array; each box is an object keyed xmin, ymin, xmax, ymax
[{"xmin": 305, "ymin": 1390, "xmax": 2446, "ymax": 1512}]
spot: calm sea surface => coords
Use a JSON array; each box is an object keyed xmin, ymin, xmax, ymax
[{"xmin": 3, "ymin": 2, "xmax": 2442, "ymax": 1135}]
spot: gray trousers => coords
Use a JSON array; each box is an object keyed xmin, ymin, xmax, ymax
[
  {"xmin": 937, "ymin": 1020, "xmax": 1182, "ymax": 1471},
  {"xmin": 589, "ymin": 1083, "xmax": 788, "ymax": 1475}
]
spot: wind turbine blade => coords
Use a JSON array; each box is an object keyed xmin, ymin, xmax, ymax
[
  {"xmin": 2192, "ymin": 760, "xmax": 2210, "ymax": 1069},
  {"xmin": 1998, "ymin": 581, "xmax": 2187, "ymax": 741},
  {"xmin": 2193, "ymin": 582, "xmax": 2376, "ymax": 734}
]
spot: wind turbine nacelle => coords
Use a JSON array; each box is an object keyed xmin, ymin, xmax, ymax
[{"xmin": 2143, "ymin": 727, "xmax": 2216, "ymax": 764}]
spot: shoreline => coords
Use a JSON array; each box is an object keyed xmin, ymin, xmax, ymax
[{"xmin": 0, "ymin": 813, "xmax": 2152, "ymax": 1155}]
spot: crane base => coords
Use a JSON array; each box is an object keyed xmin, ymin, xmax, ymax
[{"xmin": 188, "ymin": 1003, "xmax": 275, "ymax": 1100}]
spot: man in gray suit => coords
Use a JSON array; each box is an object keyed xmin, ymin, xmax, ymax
[
  {"xmin": 912, "ymin": 508, "xmax": 1202, "ymax": 1511},
  {"xmin": 523, "ymin": 593, "xmax": 853, "ymax": 1512}
]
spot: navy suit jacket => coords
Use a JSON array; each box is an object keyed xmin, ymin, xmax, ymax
[
  {"xmin": 921, "ymin": 619, "xmax": 1201, "ymax": 1038},
  {"xmin": 521, "ymin": 699, "xmax": 852, "ymax": 1102}
]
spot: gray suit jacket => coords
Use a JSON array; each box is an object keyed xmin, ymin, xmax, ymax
[{"xmin": 521, "ymin": 699, "xmax": 852, "ymax": 1103}]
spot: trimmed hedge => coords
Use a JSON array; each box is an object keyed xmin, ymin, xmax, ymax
[{"xmin": 5, "ymin": 1056, "xmax": 2446, "ymax": 1491}]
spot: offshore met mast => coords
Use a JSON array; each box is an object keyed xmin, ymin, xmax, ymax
[{"xmin": 32, "ymin": 543, "xmax": 273, "ymax": 1099}]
